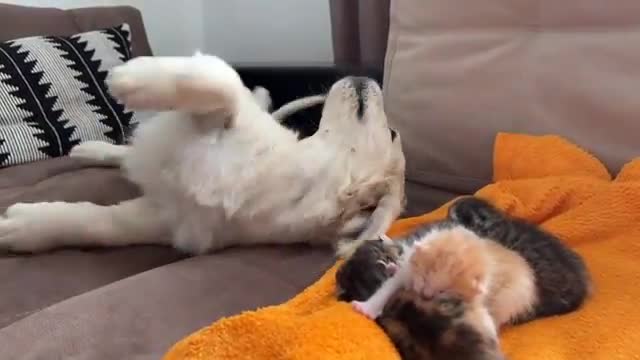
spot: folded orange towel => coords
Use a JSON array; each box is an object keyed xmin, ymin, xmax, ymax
[{"xmin": 163, "ymin": 133, "xmax": 640, "ymax": 360}]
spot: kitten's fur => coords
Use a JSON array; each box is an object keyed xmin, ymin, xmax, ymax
[
  {"xmin": 448, "ymin": 197, "xmax": 592, "ymax": 321},
  {"xmin": 336, "ymin": 237, "xmax": 403, "ymax": 301},
  {"xmin": 336, "ymin": 196, "xmax": 591, "ymax": 359},
  {"xmin": 337, "ymin": 196, "xmax": 591, "ymax": 324},
  {"xmin": 408, "ymin": 226, "xmax": 536, "ymax": 328},
  {"xmin": 350, "ymin": 226, "xmax": 535, "ymax": 330},
  {"xmin": 377, "ymin": 289, "xmax": 506, "ymax": 360}
]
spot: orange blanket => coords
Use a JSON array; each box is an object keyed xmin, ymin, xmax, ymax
[{"xmin": 163, "ymin": 133, "xmax": 640, "ymax": 360}]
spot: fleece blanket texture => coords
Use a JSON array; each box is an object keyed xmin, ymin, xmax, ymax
[{"xmin": 163, "ymin": 133, "xmax": 640, "ymax": 360}]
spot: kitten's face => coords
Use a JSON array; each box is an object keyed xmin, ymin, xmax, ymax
[{"xmin": 410, "ymin": 226, "xmax": 491, "ymax": 302}]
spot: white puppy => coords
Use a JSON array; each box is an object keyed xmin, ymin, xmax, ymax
[{"xmin": 0, "ymin": 52, "xmax": 405, "ymax": 255}]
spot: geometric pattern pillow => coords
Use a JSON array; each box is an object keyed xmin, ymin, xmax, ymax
[{"xmin": 0, "ymin": 23, "xmax": 136, "ymax": 168}]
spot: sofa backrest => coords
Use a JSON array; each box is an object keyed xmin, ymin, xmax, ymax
[
  {"xmin": 0, "ymin": 3, "xmax": 152, "ymax": 57},
  {"xmin": 384, "ymin": 0, "xmax": 640, "ymax": 210}
]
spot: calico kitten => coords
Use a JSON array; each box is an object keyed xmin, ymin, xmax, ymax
[
  {"xmin": 448, "ymin": 196, "xmax": 592, "ymax": 321},
  {"xmin": 377, "ymin": 289, "xmax": 506, "ymax": 360}
]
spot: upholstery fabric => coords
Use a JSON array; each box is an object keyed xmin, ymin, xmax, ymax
[{"xmin": 384, "ymin": 0, "xmax": 640, "ymax": 198}]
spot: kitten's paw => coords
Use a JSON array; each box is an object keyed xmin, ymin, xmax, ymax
[{"xmin": 351, "ymin": 301, "xmax": 380, "ymax": 319}]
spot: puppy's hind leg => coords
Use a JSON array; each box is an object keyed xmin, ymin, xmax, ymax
[
  {"xmin": 0, "ymin": 197, "xmax": 169, "ymax": 253},
  {"xmin": 107, "ymin": 52, "xmax": 247, "ymax": 128}
]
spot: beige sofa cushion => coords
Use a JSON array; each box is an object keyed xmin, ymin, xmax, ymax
[{"xmin": 384, "ymin": 0, "xmax": 640, "ymax": 197}]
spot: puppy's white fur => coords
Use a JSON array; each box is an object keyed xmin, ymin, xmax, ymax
[{"xmin": 0, "ymin": 53, "xmax": 405, "ymax": 254}]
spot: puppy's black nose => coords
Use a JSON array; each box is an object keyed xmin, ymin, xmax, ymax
[
  {"xmin": 348, "ymin": 76, "xmax": 371, "ymax": 98},
  {"xmin": 346, "ymin": 76, "xmax": 371, "ymax": 118}
]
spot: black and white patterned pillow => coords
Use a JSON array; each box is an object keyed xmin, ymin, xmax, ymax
[{"xmin": 0, "ymin": 23, "xmax": 136, "ymax": 168}]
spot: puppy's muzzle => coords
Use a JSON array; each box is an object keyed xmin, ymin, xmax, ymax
[{"xmin": 345, "ymin": 76, "xmax": 375, "ymax": 118}]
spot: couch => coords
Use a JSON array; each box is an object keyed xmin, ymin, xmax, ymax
[{"xmin": 2, "ymin": 1, "xmax": 639, "ymax": 359}]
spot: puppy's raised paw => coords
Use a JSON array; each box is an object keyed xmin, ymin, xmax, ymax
[
  {"xmin": 107, "ymin": 56, "xmax": 178, "ymax": 110},
  {"xmin": 107, "ymin": 53, "xmax": 245, "ymax": 117}
]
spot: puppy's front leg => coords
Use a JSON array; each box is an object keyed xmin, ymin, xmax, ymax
[
  {"xmin": 355, "ymin": 183, "xmax": 405, "ymax": 242},
  {"xmin": 108, "ymin": 52, "xmax": 246, "ymax": 128}
]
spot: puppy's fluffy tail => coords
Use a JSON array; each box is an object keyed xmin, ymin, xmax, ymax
[{"xmin": 272, "ymin": 95, "xmax": 326, "ymax": 122}]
